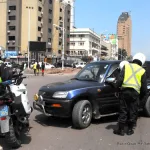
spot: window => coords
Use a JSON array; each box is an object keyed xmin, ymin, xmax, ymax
[
  {"xmin": 8, "ymin": 36, "xmax": 15, "ymax": 41},
  {"xmin": 48, "ymin": 48, "xmax": 51, "ymax": 52},
  {"xmin": 68, "ymin": 10, "xmax": 70, "ymax": 14},
  {"xmin": 70, "ymin": 42, "xmax": 75, "ymax": 46},
  {"xmin": 49, "ymin": 9, "xmax": 52, "ymax": 14},
  {"xmin": 78, "ymin": 42, "xmax": 84, "ymax": 46},
  {"xmin": 9, "ymin": 16, "xmax": 16, "ymax": 20},
  {"xmin": 59, "ymin": 17, "xmax": 62, "ymax": 20},
  {"xmin": 48, "ymin": 38, "xmax": 51, "ymax": 42},
  {"xmin": 67, "ymin": 34, "xmax": 70, "ymax": 38},
  {"xmin": 59, "ymin": 41, "xmax": 62, "ymax": 45},
  {"xmin": 67, "ymin": 26, "xmax": 70, "ymax": 30},
  {"xmin": 38, "ymin": 7, "xmax": 42, "ymax": 12},
  {"xmin": 48, "ymin": 28, "xmax": 51, "ymax": 33},
  {"xmin": 49, "ymin": 0, "xmax": 52, "ymax": 4},
  {"xmin": 70, "ymin": 35, "xmax": 76, "ymax": 37},
  {"xmin": 9, "ymin": 26, "xmax": 16, "ymax": 30},
  {"xmin": 38, "ymin": 17, "xmax": 42, "ymax": 21},
  {"xmin": 38, "ymin": 37, "xmax": 41, "ymax": 41},
  {"xmin": 60, "ymin": 8, "xmax": 62, "ymax": 12},
  {"xmin": 59, "ymin": 33, "xmax": 62, "ymax": 37},
  {"xmin": 75, "ymin": 63, "xmax": 109, "ymax": 82},
  {"xmin": 68, "ymin": 18, "xmax": 70, "ymax": 22},
  {"xmin": 38, "ymin": 27, "xmax": 41, "ymax": 31},
  {"xmin": 8, "ymin": 47, "xmax": 15, "ymax": 51},
  {"xmin": 107, "ymin": 64, "xmax": 119, "ymax": 78},
  {"xmin": 49, "ymin": 19, "xmax": 52, "ymax": 23},
  {"xmin": 79, "ymin": 34, "xmax": 85, "ymax": 38},
  {"xmin": 58, "ymin": 50, "xmax": 61, "ymax": 54},
  {"xmin": 9, "ymin": 6, "xmax": 16, "ymax": 10}
]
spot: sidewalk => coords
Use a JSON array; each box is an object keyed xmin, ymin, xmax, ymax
[{"xmin": 24, "ymin": 68, "xmax": 81, "ymax": 76}]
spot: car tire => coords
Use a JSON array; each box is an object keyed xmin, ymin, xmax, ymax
[
  {"xmin": 5, "ymin": 120, "xmax": 21, "ymax": 149},
  {"xmin": 72, "ymin": 100, "xmax": 92, "ymax": 129},
  {"xmin": 144, "ymin": 96, "xmax": 150, "ymax": 117}
]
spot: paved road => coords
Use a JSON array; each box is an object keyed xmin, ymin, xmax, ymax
[{"xmin": 1, "ymin": 74, "xmax": 150, "ymax": 150}]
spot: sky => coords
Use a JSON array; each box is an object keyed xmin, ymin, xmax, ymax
[{"xmin": 74, "ymin": 0, "xmax": 150, "ymax": 60}]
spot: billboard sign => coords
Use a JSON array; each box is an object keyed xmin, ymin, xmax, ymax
[
  {"xmin": 29, "ymin": 41, "xmax": 46, "ymax": 52},
  {"xmin": 4, "ymin": 51, "xmax": 18, "ymax": 58}
]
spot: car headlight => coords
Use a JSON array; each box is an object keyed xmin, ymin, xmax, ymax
[{"xmin": 52, "ymin": 91, "xmax": 68, "ymax": 99}]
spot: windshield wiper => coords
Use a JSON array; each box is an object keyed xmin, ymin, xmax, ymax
[
  {"xmin": 79, "ymin": 79, "xmax": 97, "ymax": 82},
  {"xmin": 71, "ymin": 77, "xmax": 80, "ymax": 80}
]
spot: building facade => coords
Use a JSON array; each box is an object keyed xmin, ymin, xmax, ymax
[
  {"xmin": 0, "ymin": 0, "xmax": 71, "ymax": 59},
  {"xmin": 52, "ymin": 0, "xmax": 71, "ymax": 57},
  {"xmin": 69, "ymin": 28, "xmax": 101, "ymax": 57},
  {"xmin": 117, "ymin": 12, "xmax": 132, "ymax": 56}
]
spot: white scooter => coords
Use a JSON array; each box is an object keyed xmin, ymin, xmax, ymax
[{"xmin": 0, "ymin": 69, "xmax": 33, "ymax": 149}]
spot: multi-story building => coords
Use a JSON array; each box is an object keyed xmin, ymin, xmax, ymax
[
  {"xmin": 52, "ymin": 0, "xmax": 71, "ymax": 57},
  {"xmin": 117, "ymin": 12, "xmax": 132, "ymax": 56},
  {"xmin": 0, "ymin": 0, "xmax": 71, "ymax": 59},
  {"xmin": 69, "ymin": 28, "xmax": 102, "ymax": 58},
  {"xmin": 0, "ymin": 0, "xmax": 7, "ymax": 50}
]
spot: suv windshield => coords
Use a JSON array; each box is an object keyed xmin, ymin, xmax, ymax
[{"xmin": 75, "ymin": 63, "xmax": 110, "ymax": 82}]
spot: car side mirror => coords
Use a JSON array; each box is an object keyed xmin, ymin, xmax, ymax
[{"xmin": 105, "ymin": 77, "xmax": 116, "ymax": 83}]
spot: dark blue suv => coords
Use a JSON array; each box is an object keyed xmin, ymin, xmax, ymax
[{"xmin": 33, "ymin": 61, "xmax": 150, "ymax": 129}]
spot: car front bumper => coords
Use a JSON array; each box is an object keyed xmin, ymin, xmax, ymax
[{"xmin": 33, "ymin": 99, "xmax": 73, "ymax": 118}]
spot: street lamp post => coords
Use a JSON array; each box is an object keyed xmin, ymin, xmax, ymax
[
  {"xmin": 26, "ymin": 6, "xmax": 33, "ymax": 69},
  {"xmin": 56, "ymin": 0, "xmax": 69, "ymax": 70}
]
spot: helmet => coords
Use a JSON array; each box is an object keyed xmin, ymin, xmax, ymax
[
  {"xmin": 133, "ymin": 53, "xmax": 146, "ymax": 65},
  {"xmin": 119, "ymin": 60, "xmax": 129, "ymax": 70}
]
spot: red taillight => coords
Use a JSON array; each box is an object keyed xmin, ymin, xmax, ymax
[{"xmin": 0, "ymin": 117, "xmax": 6, "ymax": 120}]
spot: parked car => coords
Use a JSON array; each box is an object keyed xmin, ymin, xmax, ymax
[
  {"xmin": 4, "ymin": 62, "xmax": 12, "ymax": 67},
  {"xmin": 33, "ymin": 61, "xmax": 150, "ymax": 129},
  {"xmin": 74, "ymin": 61, "xmax": 86, "ymax": 68}
]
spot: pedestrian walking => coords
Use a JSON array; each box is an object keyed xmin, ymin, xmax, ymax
[
  {"xmin": 41, "ymin": 61, "xmax": 45, "ymax": 76},
  {"xmin": 113, "ymin": 53, "xmax": 147, "ymax": 136},
  {"xmin": 36, "ymin": 62, "xmax": 40, "ymax": 76},
  {"xmin": 33, "ymin": 62, "xmax": 37, "ymax": 76}
]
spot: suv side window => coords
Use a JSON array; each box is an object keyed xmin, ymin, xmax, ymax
[{"xmin": 107, "ymin": 63, "xmax": 119, "ymax": 78}]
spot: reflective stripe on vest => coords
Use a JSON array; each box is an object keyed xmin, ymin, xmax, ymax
[
  {"xmin": 0, "ymin": 77, "xmax": 2, "ymax": 83},
  {"xmin": 122, "ymin": 63, "xmax": 145, "ymax": 94}
]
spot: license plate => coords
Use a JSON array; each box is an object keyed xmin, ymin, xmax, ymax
[{"xmin": 0, "ymin": 105, "xmax": 8, "ymax": 117}]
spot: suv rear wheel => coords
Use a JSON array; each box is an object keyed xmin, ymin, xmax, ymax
[
  {"xmin": 144, "ymin": 96, "xmax": 150, "ymax": 117},
  {"xmin": 72, "ymin": 100, "xmax": 92, "ymax": 129}
]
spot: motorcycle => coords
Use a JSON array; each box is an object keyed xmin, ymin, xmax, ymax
[{"xmin": 0, "ymin": 69, "xmax": 33, "ymax": 148}]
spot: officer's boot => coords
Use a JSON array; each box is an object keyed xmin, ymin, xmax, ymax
[
  {"xmin": 127, "ymin": 122, "xmax": 134, "ymax": 135},
  {"xmin": 113, "ymin": 123, "xmax": 125, "ymax": 136}
]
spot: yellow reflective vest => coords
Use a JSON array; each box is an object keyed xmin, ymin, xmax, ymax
[
  {"xmin": 33, "ymin": 64, "xmax": 37, "ymax": 70},
  {"xmin": 0, "ymin": 77, "xmax": 2, "ymax": 83},
  {"xmin": 122, "ymin": 63, "xmax": 145, "ymax": 94}
]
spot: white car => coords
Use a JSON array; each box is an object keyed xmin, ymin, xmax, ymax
[
  {"xmin": 4, "ymin": 62, "xmax": 12, "ymax": 67},
  {"xmin": 44, "ymin": 63, "xmax": 55, "ymax": 69},
  {"xmin": 75, "ymin": 62, "xmax": 86, "ymax": 68}
]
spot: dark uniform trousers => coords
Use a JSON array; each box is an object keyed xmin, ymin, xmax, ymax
[{"xmin": 118, "ymin": 89, "xmax": 139, "ymax": 125}]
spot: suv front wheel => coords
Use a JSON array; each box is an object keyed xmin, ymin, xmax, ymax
[{"xmin": 72, "ymin": 100, "xmax": 92, "ymax": 129}]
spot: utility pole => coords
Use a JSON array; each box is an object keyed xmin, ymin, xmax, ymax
[{"xmin": 26, "ymin": 6, "xmax": 33, "ymax": 69}]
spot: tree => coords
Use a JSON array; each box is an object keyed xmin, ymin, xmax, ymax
[
  {"xmin": 127, "ymin": 55, "xmax": 133, "ymax": 61},
  {"xmin": 118, "ymin": 48, "xmax": 128, "ymax": 60}
]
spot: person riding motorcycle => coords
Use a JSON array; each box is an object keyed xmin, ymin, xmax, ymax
[{"xmin": 113, "ymin": 53, "xmax": 147, "ymax": 136}]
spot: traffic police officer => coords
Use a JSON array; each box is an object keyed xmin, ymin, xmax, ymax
[{"xmin": 113, "ymin": 53, "xmax": 147, "ymax": 136}]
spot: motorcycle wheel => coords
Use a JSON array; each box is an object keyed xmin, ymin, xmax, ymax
[{"xmin": 5, "ymin": 121, "xmax": 21, "ymax": 149}]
